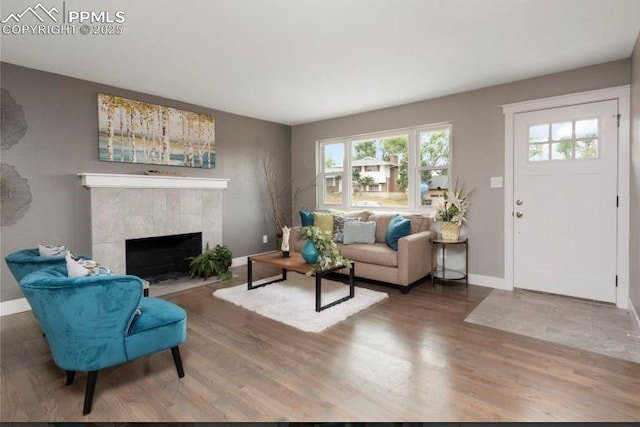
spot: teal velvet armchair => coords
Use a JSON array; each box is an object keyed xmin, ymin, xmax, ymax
[
  {"xmin": 5, "ymin": 248, "xmax": 73, "ymax": 283},
  {"xmin": 19, "ymin": 266, "xmax": 187, "ymax": 415}
]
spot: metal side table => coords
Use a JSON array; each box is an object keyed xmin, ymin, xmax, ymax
[{"xmin": 431, "ymin": 238, "xmax": 468, "ymax": 287}]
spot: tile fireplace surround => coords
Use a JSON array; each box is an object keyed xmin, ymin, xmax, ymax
[{"xmin": 80, "ymin": 173, "xmax": 228, "ymax": 275}]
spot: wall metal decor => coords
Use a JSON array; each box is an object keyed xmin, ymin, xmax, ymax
[
  {"xmin": 1, "ymin": 89, "xmax": 27, "ymax": 151},
  {"xmin": 98, "ymin": 94, "xmax": 216, "ymax": 168},
  {"xmin": 1, "ymin": 163, "xmax": 32, "ymax": 226}
]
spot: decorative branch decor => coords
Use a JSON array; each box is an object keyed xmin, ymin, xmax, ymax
[
  {"xmin": 260, "ymin": 152, "xmax": 287, "ymax": 237},
  {"xmin": 260, "ymin": 152, "xmax": 318, "ymax": 247},
  {"xmin": 1, "ymin": 89, "xmax": 27, "ymax": 151},
  {"xmin": 98, "ymin": 94, "xmax": 215, "ymax": 168},
  {"xmin": 1, "ymin": 163, "xmax": 32, "ymax": 226}
]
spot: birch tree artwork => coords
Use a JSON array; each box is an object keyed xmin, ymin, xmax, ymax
[{"xmin": 98, "ymin": 94, "xmax": 215, "ymax": 168}]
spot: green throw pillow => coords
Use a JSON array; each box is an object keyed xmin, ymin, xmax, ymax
[{"xmin": 313, "ymin": 212, "xmax": 334, "ymax": 235}]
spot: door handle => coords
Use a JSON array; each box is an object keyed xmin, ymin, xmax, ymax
[{"xmin": 516, "ymin": 212, "xmax": 524, "ymax": 218}]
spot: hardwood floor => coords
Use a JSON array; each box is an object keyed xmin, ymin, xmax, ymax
[{"xmin": 2, "ymin": 263, "xmax": 639, "ymax": 422}]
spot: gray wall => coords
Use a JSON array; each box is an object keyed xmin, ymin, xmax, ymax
[
  {"xmin": 630, "ymin": 34, "xmax": 640, "ymax": 314},
  {"xmin": 291, "ymin": 59, "xmax": 631, "ymax": 280},
  {"xmin": 1, "ymin": 62, "xmax": 291, "ymax": 302}
]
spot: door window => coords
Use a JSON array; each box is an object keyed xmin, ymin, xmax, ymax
[{"xmin": 527, "ymin": 118, "xmax": 599, "ymax": 161}]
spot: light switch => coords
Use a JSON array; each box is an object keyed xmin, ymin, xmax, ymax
[{"xmin": 490, "ymin": 176, "xmax": 503, "ymax": 188}]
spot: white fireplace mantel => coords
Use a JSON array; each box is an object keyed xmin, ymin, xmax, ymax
[{"xmin": 79, "ymin": 173, "xmax": 229, "ymax": 189}]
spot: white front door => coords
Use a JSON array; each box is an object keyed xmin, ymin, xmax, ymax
[{"xmin": 513, "ymin": 100, "xmax": 618, "ymax": 302}]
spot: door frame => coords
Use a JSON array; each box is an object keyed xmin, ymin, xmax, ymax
[{"xmin": 502, "ymin": 86, "xmax": 631, "ymax": 308}]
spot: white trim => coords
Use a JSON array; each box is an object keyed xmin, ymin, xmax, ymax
[
  {"xmin": 79, "ymin": 173, "xmax": 230, "ymax": 189},
  {"xmin": 504, "ymin": 108, "xmax": 515, "ymax": 292},
  {"xmin": 616, "ymin": 94, "xmax": 631, "ymax": 310},
  {"xmin": 630, "ymin": 298, "xmax": 640, "ymax": 330},
  {"xmin": 468, "ymin": 274, "xmax": 507, "ymax": 290},
  {"xmin": 231, "ymin": 255, "xmax": 249, "ymax": 268},
  {"xmin": 502, "ymin": 86, "xmax": 631, "ymax": 114},
  {"xmin": 502, "ymin": 85, "xmax": 631, "ymax": 308},
  {"xmin": 0, "ymin": 298, "xmax": 31, "ymax": 316},
  {"xmin": 230, "ymin": 251, "xmax": 278, "ymax": 268}
]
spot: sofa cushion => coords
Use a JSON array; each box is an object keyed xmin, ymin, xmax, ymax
[
  {"xmin": 401, "ymin": 213, "xmax": 429, "ymax": 234},
  {"xmin": 343, "ymin": 210, "xmax": 371, "ymax": 222},
  {"xmin": 368, "ymin": 212, "xmax": 396, "ymax": 243},
  {"xmin": 339, "ymin": 243, "xmax": 398, "ymax": 267},
  {"xmin": 300, "ymin": 210, "xmax": 314, "ymax": 227},
  {"xmin": 343, "ymin": 221, "xmax": 376, "ymax": 244},
  {"xmin": 385, "ymin": 214, "xmax": 412, "ymax": 250},
  {"xmin": 333, "ymin": 216, "xmax": 359, "ymax": 243},
  {"xmin": 313, "ymin": 212, "xmax": 334, "ymax": 235}
]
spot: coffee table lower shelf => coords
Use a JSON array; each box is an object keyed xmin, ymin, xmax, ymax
[{"xmin": 247, "ymin": 251, "xmax": 355, "ymax": 312}]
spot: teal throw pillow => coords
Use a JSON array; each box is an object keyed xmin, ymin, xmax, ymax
[
  {"xmin": 343, "ymin": 221, "xmax": 376, "ymax": 245},
  {"xmin": 385, "ymin": 214, "xmax": 411, "ymax": 250},
  {"xmin": 300, "ymin": 210, "xmax": 314, "ymax": 227}
]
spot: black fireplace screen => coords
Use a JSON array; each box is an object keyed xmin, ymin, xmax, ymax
[{"xmin": 126, "ymin": 232, "xmax": 202, "ymax": 283}]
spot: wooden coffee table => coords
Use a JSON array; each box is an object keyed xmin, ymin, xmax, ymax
[{"xmin": 247, "ymin": 251, "xmax": 355, "ymax": 312}]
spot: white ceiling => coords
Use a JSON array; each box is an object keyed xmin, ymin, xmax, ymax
[{"xmin": 2, "ymin": 0, "xmax": 640, "ymax": 125}]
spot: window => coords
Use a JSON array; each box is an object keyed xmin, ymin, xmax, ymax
[
  {"xmin": 319, "ymin": 141, "xmax": 344, "ymax": 205},
  {"xmin": 317, "ymin": 123, "xmax": 452, "ymax": 210},
  {"xmin": 418, "ymin": 127, "xmax": 450, "ymax": 207},
  {"xmin": 528, "ymin": 118, "xmax": 598, "ymax": 162}
]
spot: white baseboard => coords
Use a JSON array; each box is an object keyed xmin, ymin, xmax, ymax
[
  {"xmin": 630, "ymin": 298, "xmax": 640, "ymax": 330},
  {"xmin": 231, "ymin": 255, "xmax": 248, "ymax": 268},
  {"xmin": 0, "ymin": 297, "xmax": 31, "ymax": 316},
  {"xmin": 468, "ymin": 274, "xmax": 507, "ymax": 290},
  {"xmin": 231, "ymin": 251, "xmax": 278, "ymax": 268}
]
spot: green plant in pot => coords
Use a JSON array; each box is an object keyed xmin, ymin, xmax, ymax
[
  {"xmin": 299, "ymin": 226, "xmax": 351, "ymax": 275},
  {"xmin": 187, "ymin": 243, "xmax": 233, "ymax": 281}
]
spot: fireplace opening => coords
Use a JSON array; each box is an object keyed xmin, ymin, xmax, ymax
[{"xmin": 126, "ymin": 232, "xmax": 202, "ymax": 284}]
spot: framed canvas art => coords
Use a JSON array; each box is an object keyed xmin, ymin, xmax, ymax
[{"xmin": 98, "ymin": 94, "xmax": 215, "ymax": 168}]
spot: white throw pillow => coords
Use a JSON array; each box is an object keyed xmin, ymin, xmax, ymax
[
  {"xmin": 39, "ymin": 244, "xmax": 68, "ymax": 257},
  {"xmin": 66, "ymin": 252, "xmax": 92, "ymax": 277},
  {"xmin": 342, "ymin": 221, "xmax": 376, "ymax": 245},
  {"xmin": 66, "ymin": 253, "xmax": 113, "ymax": 277}
]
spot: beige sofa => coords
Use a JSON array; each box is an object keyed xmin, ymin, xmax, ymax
[{"xmin": 289, "ymin": 211, "xmax": 435, "ymax": 293}]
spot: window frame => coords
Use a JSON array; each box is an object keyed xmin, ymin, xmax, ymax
[
  {"xmin": 316, "ymin": 122, "xmax": 453, "ymax": 212},
  {"xmin": 415, "ymin": 123, "xmax": 453, "ymax": 207}
]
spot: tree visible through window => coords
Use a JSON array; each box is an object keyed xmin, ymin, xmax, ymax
[{"xmin": 317, "ymin": 123, "xmax": 452, "ymax": 209}]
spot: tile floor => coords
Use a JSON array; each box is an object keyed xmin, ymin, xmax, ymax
[{"xmin": 465, "ymin": 289, "xmax": 640, "ymax": 364}]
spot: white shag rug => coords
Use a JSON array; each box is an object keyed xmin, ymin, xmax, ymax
[{"xmin": 213, "ymin": 272, "xmax": 388, "ymax": 333}]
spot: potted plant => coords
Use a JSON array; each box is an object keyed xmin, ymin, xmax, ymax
[
  {"xmin": 434, "ymin": 180, "xmax": 471, "ymax": 241},
  {"xmin": 188, "ymin": 243, "xmax": 233, "ymax": 280},
  {"xmin": 211, "ymin": 244, "xmax": 233, "ymax": 280},
  {"xmin": 299, "ymin": 226, "xmax": 351, "ymax": 274}
]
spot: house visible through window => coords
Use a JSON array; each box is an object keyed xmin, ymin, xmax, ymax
[{"xmin": 317, "ymin": 123, "xmax": 452, "ymax": 210}]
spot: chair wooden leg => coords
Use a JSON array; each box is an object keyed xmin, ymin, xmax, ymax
[
  {"xmin": 171, "ymin": 346, "xmax": 185, "ymax": 378},
  {"xmin": 82, "ymin": 370, "xmax": 98, "ymax": 415},
  {"xmin": 65, "ymin": 370, "xmax": 75, "ymax": 386}
]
